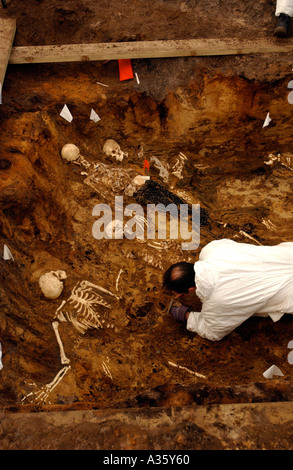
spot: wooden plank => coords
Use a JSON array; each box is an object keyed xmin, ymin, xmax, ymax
[
  {"xmin": 9, "ymin": 37, "xmax": 293, "ymax": 64},
  {"xmin": 0, "ymin": 18, "xmax": 16, "ymax": 86},
  {"xmin": 1, "ymin": 402, "xmax": 293, "ymax": 450}
]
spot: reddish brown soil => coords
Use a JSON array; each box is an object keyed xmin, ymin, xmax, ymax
[{"xmin": 0, "ymin": 0, "xmax": 293, "ymax": 450}]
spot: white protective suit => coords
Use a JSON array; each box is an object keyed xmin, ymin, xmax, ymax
[
  {"xmin": 186, "ymin": 239, "xmax": 293, "ymax": 341},
  {"xmin": 276, "ymin": 0, "xmax": 293, "ymax": 17}
]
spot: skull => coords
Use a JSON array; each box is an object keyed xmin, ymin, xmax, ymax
[
  {"xmin": 61, "ymin": 144, "xmax": 91, "ymax": 170},
  {"xmin": 39, "ymin": 270, "xmax": 67, "ymax": 299},
  {"xmin": 103, "ymin": 139, "xmax": 127, "ymax": 162},
  {"xmin": 61, "ymin": 144, "xmax": 80, "ymax": 162}
]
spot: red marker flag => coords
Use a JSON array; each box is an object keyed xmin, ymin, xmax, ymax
[
  {"xmin": 143, "ymin": 159, "xmax": 150, "ymax": 171},
  {"xmin": 118, "ymin": 59, "xmax": 134, "ymax": 81}
]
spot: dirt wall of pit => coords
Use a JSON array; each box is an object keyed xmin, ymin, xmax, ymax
[{"xmin": 1, "ymin": 0, "xmax": 293, "ymax": 450}]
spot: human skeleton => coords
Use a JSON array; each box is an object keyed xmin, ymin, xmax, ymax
[{"xmin": 22, "ymin": 280, "xmax": 119, "ymax": 404}]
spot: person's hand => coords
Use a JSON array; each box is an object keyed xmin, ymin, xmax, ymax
[{"xmin": 170, "ymin": 305, "xmax": 189, "ymax": 322}]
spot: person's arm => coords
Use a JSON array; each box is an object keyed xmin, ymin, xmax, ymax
[
  {"xmin": 186, "ymin": 302, "xmax": 260, "ymax": 341},
  {"xmin": 170, "ymin": 305, "xmax": 190, "ymax": 322},
  {"xmin": 170, "ymin": 301, "xmax": 238, "ymax": 341},
  {"xmin": 186, "ymin": 310, "xmax": 229, "ymax": 341}
]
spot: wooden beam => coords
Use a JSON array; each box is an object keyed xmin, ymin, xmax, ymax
[
  {"xmin": 9, "ymin": 37, "xmax": 293, "ymax": 65},
  {"xmin": 0, "ymin": 18, "xmax": 16, "ymax": 86},
  {"xmin": 2, "ymin": 402, "xmax": 293, "ymax": 450}
]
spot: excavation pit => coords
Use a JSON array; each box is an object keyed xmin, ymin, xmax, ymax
[{"xmin": 1, "ymin": 0, "xmax": 293, "ymax": 450}]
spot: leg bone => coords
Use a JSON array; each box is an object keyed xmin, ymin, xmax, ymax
[{"xmin": 52, "ymin": 321, "xmax": 70, "ymax": 364}]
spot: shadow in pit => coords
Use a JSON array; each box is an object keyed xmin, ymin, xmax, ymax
[{"xmin": 114, "ymin": 380, "xmax": 293, "ymax": 409}]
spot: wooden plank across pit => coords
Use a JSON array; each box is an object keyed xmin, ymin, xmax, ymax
[
  {"xmin": 8, "ymin": 37, "xmax": 293, "ymax": 64},
  {"xmin": 0, "ymin": 18, "xmax": 16, "ymax": 87},
  {"xmin": 1, "ymin": 16, "xmax": 293, "ymax": 74}
]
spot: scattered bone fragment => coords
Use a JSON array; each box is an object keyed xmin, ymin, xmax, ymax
[
  {"xmin": 96, "ymin": 81, "xmax": 109, "ymax": 87},
  {"xmin": 172, "ymin": 152, "xmax": 188, "ymax": 179},
  {"xmin": 265, "ymin": 152, "xmax": 293, "ymax": 170},
  {"xmin": 168, "ymin": 360, "xmax": 206, "ymax": 379},
  {"xmin": 102, "ymin": 361, "xmax": 113, "ymax": 380},
  {"xmin": 262, "ymin": 219, "xmax": 277, "ymax": 231},
  {"xmin": 179, "ymin": 152, "xmax": 188, "ymax": 160},
  {"xmin": 116, "ymin": 269, "xmax": 123, "ymax": 291},
  {"xmin": 147, "ymin": 241, "xmax": 164, "ymax": 250},
  {"xmin": 150, "ymin": 156, "xmax": 169, "ymax": 182},
  {"xmin": 238, "ymin": 230, "xmax": 263, "ymax": 246}
]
